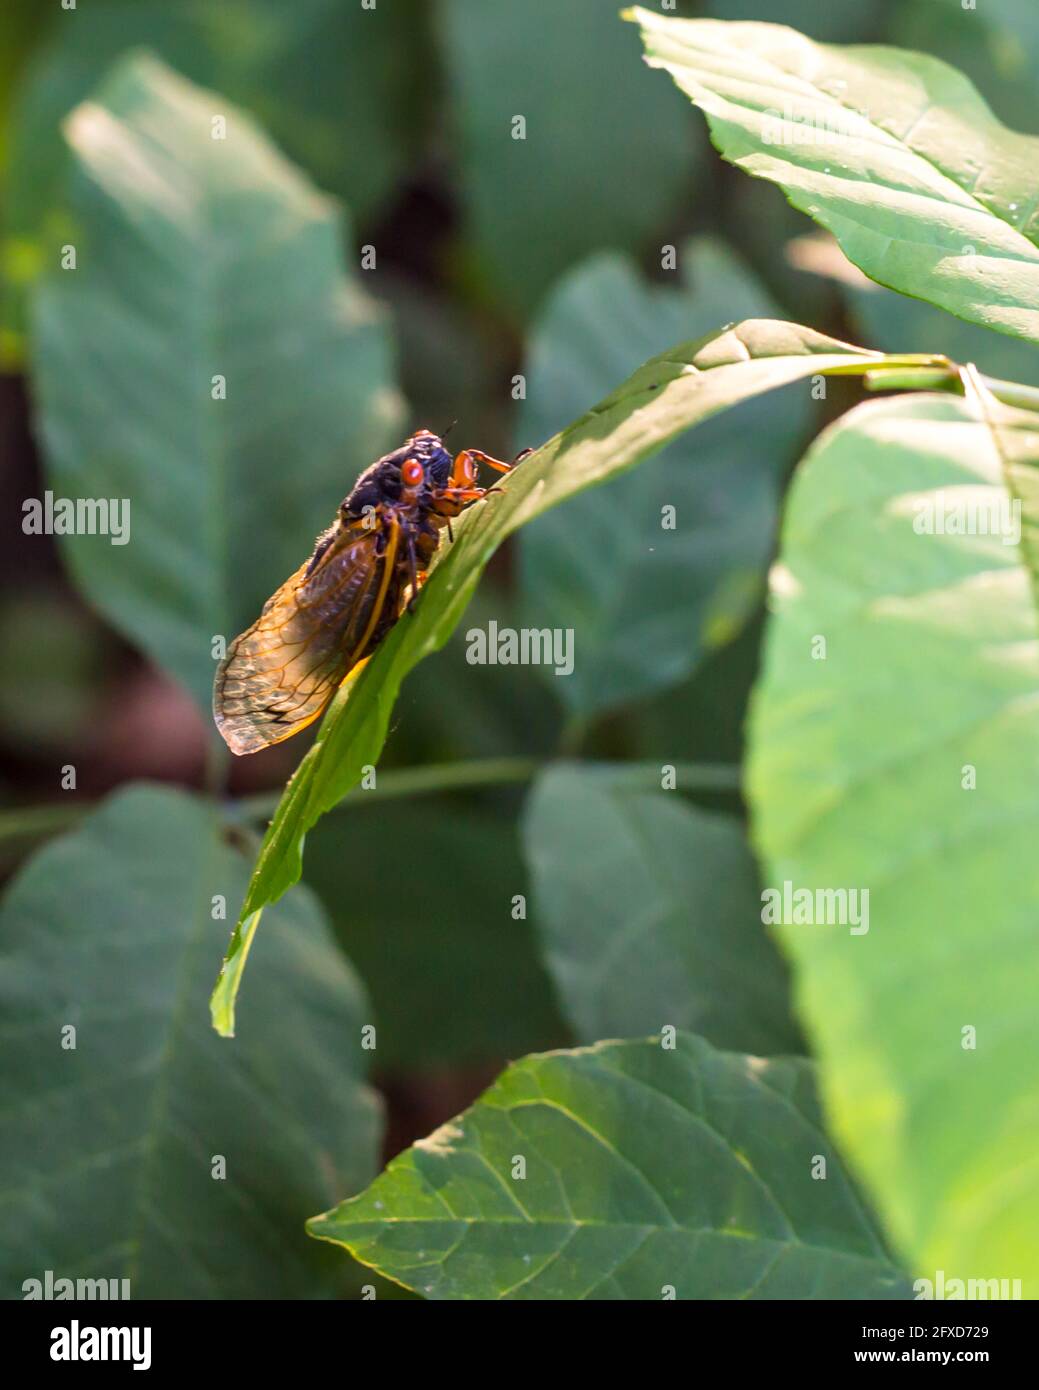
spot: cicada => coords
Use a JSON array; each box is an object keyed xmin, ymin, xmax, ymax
[{"xmin": 213, "ymin": 429, "xmax": 527, "ymax": 755}]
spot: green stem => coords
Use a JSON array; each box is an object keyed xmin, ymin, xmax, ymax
[
  {"xmin": 0, "ymin": 802, "xmax": 84, "ymax": 843},
  {"xmin": 859, "ymin": 361, "xmax": 1039, "ymax": 416},
  {"xmin": 623, "ymin": 761, "xmax": 742, "ymax": 792},
  {"xmin": 0, "ymin": 755, "xmax": 742, "ymax": 849},
  {"xmin": 204, "ymin": 733, "xmax": 231, "ymax": 801},
  {"xmin": 863, "ymin": 368, "xmax": 959, "ymax": 394},
  {"xmin": 233, "ymin": 755, "xmax": 740, "ymax": 823},
  {"xmin": 825, "ymin": 352, "xmax": 953, "ymax": 379},
  {"xmin": 977, "ymin": 374, "xmax": 1039, "ymax": 414},
  {"xmin": 232, "ymin": 755, "xmax": 540, "ymax": 823}
]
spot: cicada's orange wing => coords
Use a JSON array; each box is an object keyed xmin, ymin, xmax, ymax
[{"xmin": 214, "ymin": 516, "xmax": 402, "ymax": 755}]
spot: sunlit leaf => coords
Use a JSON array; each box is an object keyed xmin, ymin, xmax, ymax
[
  {"xmin": 629, "ymin": 6, "xmax": 1039, "ymax": 344},
  {"xmin": 748, "ymin": 385, "xmax": 1039, "ymax": 1296}
]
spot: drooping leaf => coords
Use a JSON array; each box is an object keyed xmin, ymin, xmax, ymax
[
  {"xmin": 309, "ymin": 1033, "xmax": 909, "ymax": 1300},
  {"xmin": 747, "ymin": 386, "xmax": 1039, "ymax": 1297},
  {"xmin": 30, "ymin": 52, "xmax": 404, "ymax": 712},
  {"xmin": 216, "ymin": 319, "xmax": 928, "ymax": 1035},
  {"xmin": 516, "ymin": 238, "xmax": 811, "ymax": 715},
  {"xmin": 628, "ymin": 6, "xmax": 1039, "ymax": 344},
  {"xmin": 0, "ymin": 784, "xmax": 380, "ymax": 1299},
  {"xmin": 523, "ymin": 765, "xmax": 801, "ymax": 1054},
  {"xmin": 441, "ymin": 0, "xmax": 701, "ymax": 318}
]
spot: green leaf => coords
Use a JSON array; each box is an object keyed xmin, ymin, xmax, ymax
[
  {"xmin": 629, "ymin": 611, "xmax": 767, "ymax": 770},
  {"xmin": 0, "ymin": 591, "xmax": 107, "ymax": 752},
  {"xmin": 705, "ymin": 0, "xmax": 886, "ymax": 45},
  {"xmin": 523, "ymin": 765, "xmax": 802, "ymax": 1055},
  {"xmin": 0, "ymin": 784, "xmax": 380, "ymax": 1299},
  {"xmin": 3, "ymin": 0, "xmax": 422, "ymax": 358},
  {"xmin": 441, "ymin": 0, "xmax": 701, "ymax": 317},
  {"xmin": 308, "ymin": 1033, "xmax": 909, "ymax": 1299},
  {"xmin": 851, "ymin": 284, "xmax": 1039, "ymax": 388},
  {"xmin": 627, "ymin": 7, "xmax": 1039, "ymax": 344},
  {"xmin": 216, "ymin": 318, "xmax": 917, "ymax": 1035},
  {"xmin": 516, "ymin": 238, "xmax": 810, "ymax": 715},
  {"xmin": 30, "ymin": 53, "xmax": 403, "ymax": 713},
  {"xmin": 0, "ymin": 0, "xmax": 50, "ymax": 173},
  {"xmin": 747, "ymin": 386, "xmax": 1039, "ymax": 1296},
  {"xmin": 791, "ymin": 233, "xmax": 1039, "ymax": 388},
  {"xmin": 892, "ymin": 0, "xmax": 1039, "ymax": 139},
  {"xmin": 391, "ymin": 582, "xmax": 566, "ymax": 763}
]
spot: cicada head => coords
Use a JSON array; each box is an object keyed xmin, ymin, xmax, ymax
[{"xmin": 342, "ymin": 429, "xmax": 453, "ymax": 517}]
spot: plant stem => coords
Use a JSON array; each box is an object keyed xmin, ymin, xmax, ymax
[
  {"xmin": 0, "ymin": 755, "xmax": 742, "ymax": 849},
  {"xmin": 231, "ymin": 755, "xmax": 541, "ymax": 823},
  {"xmin": 978, "ymin": 374, "xmax": 1039, "ymax": 414},
  {"xmin": 233, "ymin": 756, "xmax": 741, "ymax": 823},
  {"xmin": 861, "ymin": 361, "xmax": 1039, "ymax": 415},
  {"xmin": 0, "ymin": 802, "xmax": 84, "ymax": 843}
]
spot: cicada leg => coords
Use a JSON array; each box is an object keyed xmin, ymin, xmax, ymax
[
  {"xmin": 443, "ymin": 446, "xmax": 534, "ymax": 502},
  {"xmin": 429, "ymin": 446, "xmax": 535, "ymax": 530},
  {"xmin": 403, "ymin": 529, "xmax": 423, "ymax": 613},
  {"xmin": 451, "ymin": 446, "xmax": 532, "ymax": 485}
]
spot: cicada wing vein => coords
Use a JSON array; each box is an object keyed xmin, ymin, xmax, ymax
[{"xmin": 213, "ymin": 518, "xmax": 400, "ymax": 755}]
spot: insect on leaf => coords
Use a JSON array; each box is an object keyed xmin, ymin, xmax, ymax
[{"xmin": 211, "ymin": 320, "xmax": 947, "ymax": 1035}]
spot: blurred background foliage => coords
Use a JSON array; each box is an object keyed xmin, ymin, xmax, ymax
[{"xmin": 2, "ymin": 0, "xmax": 1037, "ymax": 1298}]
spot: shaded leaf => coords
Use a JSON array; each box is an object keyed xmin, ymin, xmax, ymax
[
  {"xmin": 391, "ymin": 583, "xmax": 564, "ymax": 765},
  {"xmin": 441, "ymin": 0, "xmax": 701, "ymax": 317},
  {"xmin": 516, "ymin": 239, "xmax": 811, "ymax": 715},
  {"xmin": 31, "ymin": 54, "xmax": 403, "ymax": 712},
  {"xmin": 309, "ymin": 1034, "xmax": 909, "ymax": 1300},
  {"xmin": 3, "ymin": 0, "xmax": 422, "ymax": 355},
  {"xmin": 523, "ymin": 765, "xmax": 802, "ymax": 1054},
  {"xmin": 706, "ymin": 0, "xmax": 885, "ymax": 45},
  {"xmin": 893, "ymin": 0, "xmax": 1039, "ymax": 137},
  {"xmin": 0, "ymin": 784, "xmax": 380, "ymax": 1299},
  {"xmin": 304, "ymin": 797, "xmax": 566, "ymax": 1069},
  {"xmin": 629, "ymin": 610, "xmax": 767, "ymax": 771}
]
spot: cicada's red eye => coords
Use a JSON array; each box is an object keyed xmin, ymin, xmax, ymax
[{"xmin": 401, "ymin": 459, "xmax": 424, "ymax": 486}]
